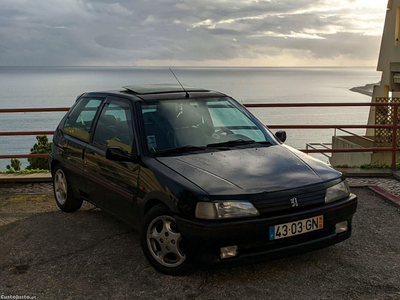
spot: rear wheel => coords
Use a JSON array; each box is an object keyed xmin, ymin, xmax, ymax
[
  {"xmin": 53, "ymin": 165, "xmax": 83, "ymax": 212},
  {"xmin": 141, "ymin": 205, "xmax": 191, "ymax": 275}
]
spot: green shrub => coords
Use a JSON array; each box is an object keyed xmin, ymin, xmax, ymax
[
  {"xmin": 6, "ymin": 158, "xmax": 22, "ymax": 171},
  {"xmin": 335, "ymin": 162, "xmax": 397, "ymax": 170},
  {"xmin": 27, "ymin": 136, "xmax": 52, "ymax": 170},
  {"xmin": 0, "ymin": 169, "xmax": 49, "ymax": 174}
]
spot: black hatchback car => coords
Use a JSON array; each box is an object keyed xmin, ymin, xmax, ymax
[{"xmin": 50, "ymin": 84, "xmax": 357, "ymax": 275}]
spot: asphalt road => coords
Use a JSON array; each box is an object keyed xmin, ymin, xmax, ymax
[{"xmin": 0, "ymin": 187, "xmax": 399, "ymax": 300}]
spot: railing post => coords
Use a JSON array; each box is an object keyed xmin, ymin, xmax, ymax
[{"xmin": 392, "ymin": 104, "xmax": 398, "ymax": 171}]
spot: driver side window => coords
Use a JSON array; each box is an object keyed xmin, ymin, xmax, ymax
[{"xmin": 92, "ymin": 98, "xmax": 134, "ymax": 154}]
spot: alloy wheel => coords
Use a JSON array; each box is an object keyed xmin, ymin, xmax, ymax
[
  {"xmin": 54, "ymin": 169, "xmax": 68, "ymax": 205},
  {"xmin": 146, "ymin": 215, "xmax": 186, "ymax": 267}
]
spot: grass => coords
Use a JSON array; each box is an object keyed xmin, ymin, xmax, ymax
[
  {"xmin": 0, "ymin": 169, "xmax": 50, "ymax": 174},
  {"xmin": 335, "ymin": 162, "xmax": 397, "ymax": 170}
]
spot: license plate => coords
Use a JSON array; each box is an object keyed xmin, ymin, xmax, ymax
[{"xmin": 269, "ymin": 215, "xmax": 323, "ymax": 240}]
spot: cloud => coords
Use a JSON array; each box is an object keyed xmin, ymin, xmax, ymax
[{"xmin": 0, "ymin": 0, "xmax": 387, "ymax": 66}]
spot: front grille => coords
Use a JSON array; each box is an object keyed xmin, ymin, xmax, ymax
[{"xmin": 252, "ymin": 188, "xmax": 326, "ymax": 215}]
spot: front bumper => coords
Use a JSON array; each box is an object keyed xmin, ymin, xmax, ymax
[{"xmin": 175, "ymin": 194, "xmax": 357, "ymax": 265}]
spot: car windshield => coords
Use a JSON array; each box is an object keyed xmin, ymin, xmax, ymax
[{"xmin": 141, "ymin": 97, "xmax": 276, "ymax": 154}]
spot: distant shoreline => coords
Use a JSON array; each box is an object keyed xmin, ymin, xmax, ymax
[{"xmin": 349, "ymin": 82, "xmax": 379, "ymax": 97}]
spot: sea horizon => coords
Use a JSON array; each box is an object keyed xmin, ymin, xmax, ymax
[
  {"xmin": 0, "ymin": 66, "xmax": 380, "ymax": 170},
  {"xmin": 0, "ymin": 65, "xmax": 376, "ymax": 68}
]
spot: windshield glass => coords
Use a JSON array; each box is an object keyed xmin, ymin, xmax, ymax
[{"xmin": 141, "ymin": 97, "xmax": 276, "ymax": 153}]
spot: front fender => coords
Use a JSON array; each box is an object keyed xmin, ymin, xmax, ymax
[{"xmin": 139, "ymin": 190, "xmax": 179, "ymax": 219}]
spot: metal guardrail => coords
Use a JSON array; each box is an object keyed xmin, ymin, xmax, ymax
[
  {"xmin": 245, "ymin": 102, "xmax": 400, "ymax": 170},
  {"xmin": 0, "ymin": 107, "xmax": 69, "ymax": 160},
  {"xmin": 1, "ymin": 102, "xmax": 400, "ymax": 170},
  {"xmin": 335, "ymin": 128, "xmax": 375, "ymax": 143},
  {"xmin": 306, "ymin": 143, "xmax": 332, "ymax": 159}
]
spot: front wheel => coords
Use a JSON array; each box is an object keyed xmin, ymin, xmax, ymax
[
  {"xmin": 140, "ymin": 205, "xmax": 191, "ymax": 275},
  {"xmin": 53, "ymin": 165, "xmax": 83, "ymax": 213}
]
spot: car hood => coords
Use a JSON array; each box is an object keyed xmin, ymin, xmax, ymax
[{"xmin": 156, "ymin": 145, "xmax": 341, "ymax": 196}]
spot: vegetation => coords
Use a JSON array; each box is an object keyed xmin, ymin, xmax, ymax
[
  {"xmin": 0, "ymin": 169, "xmax": 49, "ymax": 174},
  {"xmin": 2, "ymin": 135, "xmax": 52, "ymax": 174},
  {"xmin": 27, "ymin": 135, "xmax": 52, "ymax": 170},
  {"xmin": 6, "ymin": 158, "xmax": 22, "ymax": 171},
  {"xmin": 335, "ymin": 162, "xmax": 397, "ymax": 170}
]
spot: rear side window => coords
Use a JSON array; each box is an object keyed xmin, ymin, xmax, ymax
[
  {"xmin": 64, "ymin": 98, "xmax": 103, "ymax": 142},
  {"xmin": 92, "ymin": 99, "xmax": 134, "ymax": 154}
]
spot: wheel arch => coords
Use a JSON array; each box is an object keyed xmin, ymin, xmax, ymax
[
  {"xmin": 140, "ymin": 191, "xmax": 179, "ymax": 219},
  {"xmin": 143, "ymin": 199, "xmax": 165, "ymax": 216},
  {"xmin": 50, "ymin": 159, "xmax": 60, "ymax": 175}
]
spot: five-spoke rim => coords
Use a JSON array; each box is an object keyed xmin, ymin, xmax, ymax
[
  {"xmin": 54, "ymin": 169, "xmax": 67, "ymax": 205},
  {"xmin": 147, "ymin": 215, "xmax": 186, "ymax": 267}
]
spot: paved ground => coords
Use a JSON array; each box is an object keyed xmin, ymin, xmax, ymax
[
  {"xmin": 0, "ymin": 186, "xmax": 400, "ymax": 299},
  {"xmin": 347, "ymin": 177, "xmax": 400, "ymax": 197}
]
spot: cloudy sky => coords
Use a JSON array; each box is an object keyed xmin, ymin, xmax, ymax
[{"xmin": 0, "ymin": 0, "xmax": 388, "ymax": 67}]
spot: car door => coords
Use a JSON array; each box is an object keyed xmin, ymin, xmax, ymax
[
  {"xmin": 84, "ymin": 96, "xmax": 140, "ymax": 226},
  {"xmin": 61, "ymin": 97, "xmax": 104, "ymax": 196}
]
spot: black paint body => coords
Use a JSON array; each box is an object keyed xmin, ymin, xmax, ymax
[{"xmin": 50, "ymin": 88, "xmax": 357, "ymax": 264}]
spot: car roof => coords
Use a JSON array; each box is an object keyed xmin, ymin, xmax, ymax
[
  {"xmin": 123, "ymin": 84, "xmax": 208, "ymax": 94},
  {"xmin": 81, "ymin": 84, "xmax": 226, "ymax": 101}
]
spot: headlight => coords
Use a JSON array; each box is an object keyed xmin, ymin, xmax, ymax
[
  {"xmin": 325, "ymin": 181, "xmax": 350, "ymax": 204},
  {"xmin": 195, "ymin": 201, "xmax": 260, "ymax": 220}
]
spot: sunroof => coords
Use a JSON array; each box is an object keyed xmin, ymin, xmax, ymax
[{"xmin": 123, "ymin": 84, "xmax": 209, "ymax": 95}]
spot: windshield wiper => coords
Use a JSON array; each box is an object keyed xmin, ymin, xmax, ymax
[
  {"xmin": 207, "ymin": 139, "xmax": 273, "ymax": 148},
  {"xmin": 255, "ymin": 141, "xmax": 273, "ymax": 145},
  {"xmin": 155, "ymin": 145, "xmax": 206, "ymax": 155},
  {"xmin": 207, "ymin": 139, "xmax": 256, "ymax": 148}
]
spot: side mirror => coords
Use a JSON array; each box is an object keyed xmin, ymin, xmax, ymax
[
  {"xmin": 106, "ymin": 147, "xmax": 132, "ymax": 162},
  {"xmin": 275, "ymin": 131, "xmax": 287, "ymax": 143}
]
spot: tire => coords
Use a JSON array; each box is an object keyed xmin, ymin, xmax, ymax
[
  {"xmin": 140, "ymin": 204, "xmax": 192, "ymax": 276},
  {"xmin": 53, "ymin": 165, "xmax": 83, "ymax": 213}
]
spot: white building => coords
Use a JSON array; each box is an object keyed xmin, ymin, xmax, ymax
[
  {"xmin": 330, "ymin": 0, "xmax": 399, "ymax": 167},
  {"xmin": 367, "ymin": 0, "xmax": 400, "ymax": 132}
]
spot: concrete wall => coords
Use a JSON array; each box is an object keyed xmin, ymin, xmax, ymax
[
  {"xmin": 330, "ymin": 136, "xmax": 399, "ymax": 166},
  {"xmin": 330, "ymin": 136, "xmax": 373, "ymax": 166},
  {"xmin": 370, "ymin": 152, "xmax": 398, "ymax": 166}
]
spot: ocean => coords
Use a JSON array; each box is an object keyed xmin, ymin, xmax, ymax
[{"xmin": 0, "ymin": 66, "xmax": 380, "ymax": 170}]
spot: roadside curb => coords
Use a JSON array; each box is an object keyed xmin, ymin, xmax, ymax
[
  {"xmin": 393, "ymin": 171, "xmax": 400, "ymax": 181},
  {"xmin": 0, "ymin": 173, "xmax": 52, "ymax": 183},
  {"xmin": 368, "ymin": 185, "xmax": 400, "ymax": 208}
]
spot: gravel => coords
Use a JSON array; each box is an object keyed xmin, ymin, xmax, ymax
[{"xmin": 0, "ymin": 188, "xmax": 399, "ymax": 299}]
